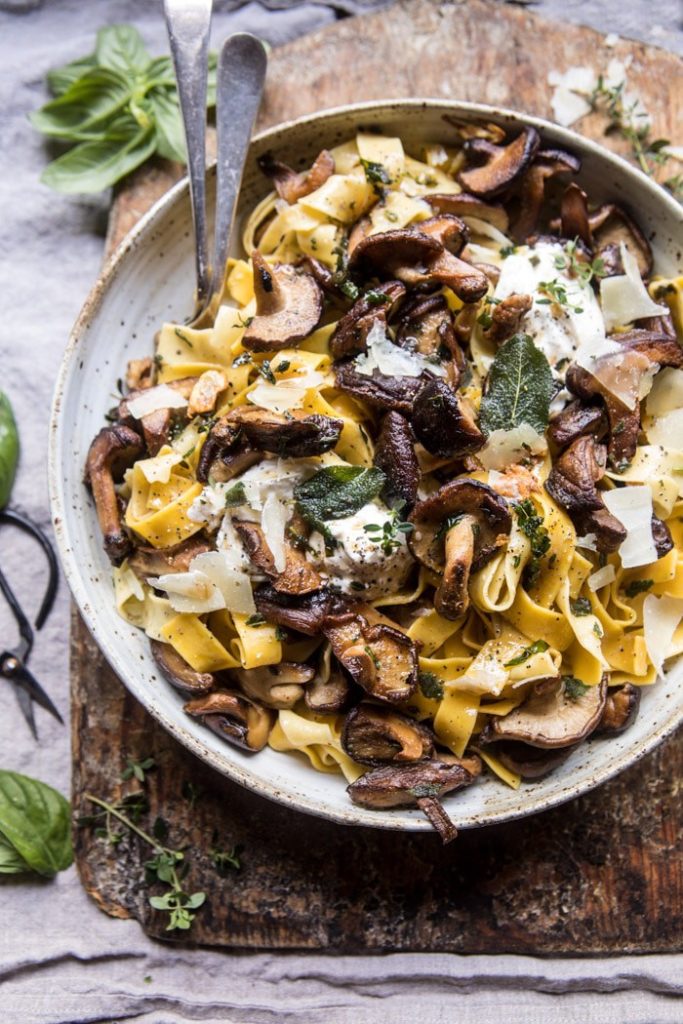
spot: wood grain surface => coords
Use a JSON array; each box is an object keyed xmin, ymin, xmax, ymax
[{"xmin": 72, "ymin": 0, "xmax": 683, "ymax": 951}]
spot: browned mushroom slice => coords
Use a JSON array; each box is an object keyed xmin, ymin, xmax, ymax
[
  {"xmin": 615, "ymin": 327, "xmax": 683, "ymax": 369},
  {"xmin": 347, "ymin": 756, "xmax": 482, "ymax": 844},
  {"xmin": 253, "ymin": 584, "xmax": 348, "ymax": 636},
  {"xmin": 494, "ymin": 741, "xmax": 576, "ymax": 779},
  {"xmin": 329, "ymin": 280, "xmax": 406, "ymax": 360},
  {"xmin": 305, "ymin": 644, "xmax": 351, "ymax": 713},
  {"xmin": 151, "ymin": 639, "xmax": 214, "ymax": 695},
  {"xmin": 85, "ymin": 424, "xmax": 144, "ymax": 564},
  {"xmin": 559, "ymin": 182, "xmax": 592, "ymax": 246},
  {"xmin": 184, "ymin": 691, "xmax": 275, "ymax": 751},
  {"xmin": 126, "ymin": 357, "xmax": 154, "ymax": 391},
  {"xmin": 373, "ymin": 411, "xmax": 420, "ymax": 510},
  {"xmin": 259, "ymin": 149, "xmax": 335, "ymax": 204},
  {"xmin": 545, "ymin": 436, "xmax": 626, "ymax": 552},
  {"xmin": 458, "ymin": 127, "xmax": 540, "ymax": 199},
  {"xmin": 512, "ymin": 147, "xmax": 581, "ymax": 241},
  {"xmin": 119, "ymin": 378, "xmax": 196, "ymax": 456},
  {"xmin": 596, "ymin": 683, "xmax": 641, "ymax": 735},
  {"xmin": 485, "ymin": 292, "xmax": 533, "ymax": 346},
  {"xmin": 409, "ymin": 478, "xmax": 512, "ymax": 620},
  {"xmin": 234, "ymin": 520, "xmax": 322, "ymax": 595},
  {"xmin": 129, "ymin": 536, "xmax": 212, "ymax": 580},
  {"xmin": 411, "ymin": 378, "xmax": 485, "ymax": 458},
  {"xmin": 587, "ymin": 203, "xmax": 653, "ymax": 278},
  {"xmin": 394, "ymin": 292, "xmax": 454, "ymax": 359},
  {"xmin": 334, "ymin": 360, "xmax": 427, "ymax": 414},
  {"xmin": 228, "ymin": 406, "xmax": 343, "ymax": 457},
  {"xmin": 231, "ymin": 662, "xmax": 315, "ymax": 709},
  {"xmin": 348, "ymin": 229, "xmax": 489, "ymax": 303},
  {"xmin": 483, "ymin": 677, "xmax": 607, "ymax": 748},
  {"xmin": 565, "ymin": 362, "xmax": 642, "ymax": 468},
  {"xmin": 323, "ymin": 610, "xmax": 418, "ymax": 704},
  {"xmin": 342, "ymin": 704, "xmax": 434, "ymax": 766},
  {"xmin": 426, "ymin": 192, "xmax": 510, "ymax": 233},
  {"xmin": 417, "ymin": 213, "xmax": 469, "ymax": 254},
  {"xmin": 242, "ymin": 251, "xmax": 323, "ymax": 352},
  {"xmin": 547, "ymin": 399, "xmax": 609, "ymax": 450},
  {"xmin": 651, "ymin": 516, "xmax": 674, "ymax": 560}
]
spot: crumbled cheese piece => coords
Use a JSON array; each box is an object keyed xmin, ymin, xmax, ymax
[
  {"xmin": 126, "ymin": 384, "xmax": 188, "ymax": 419},
  {"xmin": 547, "ymin": 67, "xmax": 596, "ymax": 126},
  {"xmin": 261, "ymin": 492, "xmax": 289, "ymax": 572},
  {"xmin": 600, "ymin": 242, "xmax": 667, "ymax": 331},
  {"xmin": 479, "ymin": 424, "xmax": 547, "ymax": 471},
  {"xmin": 602, "ymin": 484, "xmax": 658, "ymax": 568},
  {"xmin": 355, "ymin": 320, "xmax": 446, "ymax": 378},
  {"xmin": 588, "ymin": 564, "xmax": 616, "ymax": 591}
]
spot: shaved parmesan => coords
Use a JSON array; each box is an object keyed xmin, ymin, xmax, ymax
[
  {"xmin": 645, "ymin": 367, "xmax": 683, "ymax": 447},
  {"xmin": 576, "ymin": 533, "xmax": 598, "ymax": 552},
  {"xmin": 643, "ymin": 594, "xmax": 683, "ymax": 674},
  {"xmin": 261, "ymin": 492, "xmax": 289, "ymax": 572},
  {"xmin": 588, "ymin": 564, "xmax": 616, "ymax": 591},
  {"xmin": 548, "ymin": 67, "xmax": 596, "ymax": 126},
  {"xmin": 602, "ymin": 484, "xmax": 658, "ymax": 568},
  {"xmin": 355, "ymin": 321, "xmax": 446, "ymax": 378},
  {"xmin": 600, "ymin": 242, "xmax": 667, "ymax": 331},
  {"xmin": 247, "ymin": 370, "xmax": 324, "ymax": 413},
  {"xmin": 190, "ymin": 551, "xmax": 255, "ymax": 615},
  {"xmin": 147, "ymin": 569, "xmax": 224, "ymax": 614},
  {"xmin": 479, "ymin": 424, "xmax": 547, "ymax": 471},
  {"xmin": 462, "ymin": 216, "xmax": 512, "ymax": 248},
  {"xmin": 137, "ymin": 451, "xmax": 183, "ymax": 484},
  {"xmin": 606, "ymin": 445, "xmax": 683, "ymax": 500},
  {"xmin": 127, "ymin": 384, "xmax": 188, "ymax": 419}
]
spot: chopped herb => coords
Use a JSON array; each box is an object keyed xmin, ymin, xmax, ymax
[
  {"xmin": 257, "ymin": 360, "xmax": 276, "ymax": 385},
  {"xmin": 563, "ymin": 675, "xmax": 589, "ymax": 701},
  {"xmin": 553, "ymin": 238, "xmax": 606, "ymax": 287},
  {"xmin": 153, "ymin": 353, "xmax": 164, "ymax": 369},
  {"xmin": 274, "ymin": 626, "xmax": 287, "ymax": 641},
  {"xmin": 592, "ymin": 621, "xmax": 603, "ymax": 638},
  {"xmin": 183, "ymin": 445, "xmax": 195, "ymax": 459},
  {"xmin": 275, "ymin": 360, "xmax": 291, "ymax": 373},
  {"xmin": 362, "ymin": 501, "xmax": 413, "ymax": 555},
  {"xmin": 624, "ymin": 578, "xmax": 654, "ymax": 598},
  {"xmin": 419, "ymin": 671, "xmax": 444, "ymax": 701},
  {"xmin": 504, "ymin": 639, "xmax": 549, "ymax": 667},
  {"xmin": 364, "ymin": 289, "xmax": 390, "ymax": 306},
  {"xmin": 245, "ymin": 614, "xmax": 267, "ymax": 628},
  {"xmin": 500, "ymin": 244, "xmax": 517, "ymax": 258},
  {"xmin": 174, "ymin": 327, "xmax": 193, "ymax": 347},
  {"xmin": 361, "ymin": 158, "xmax": 392, "ymax": 196},
  {"xmin": 477, "ymin": 310, "xmax": 493, "ymax": 329},
  {"xmin": 364, "ymin": 645, "xmax": 381, "ymax": 670},
  {"xmin": 339, "ymin": 278, "xmax": 360, "ymax": 300},
  {"xmin": 232, "ymin": 352, "xmax": 253, "ymax": 367},
  {"xmin": 570, "ymin": 597, "xmax": 592, "ymax": 616},
  {"xmin": 121, "ymin": 756, "xmax": 156, "ymax": 784},
  {"xmin": 224, "ymin": 482, "xmax": 247, "ymax": 508},
  {"xmin": 513, "ymin": 499, "xmax": 551, "ymax": 587}
]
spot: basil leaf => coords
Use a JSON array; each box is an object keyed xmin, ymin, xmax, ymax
[
  {"xmin": 0, "ymin": 833, "xmax": 32, "ymax": 874},
  {"xmin": 294, "ymin": 466, "xmax": 385, "ymax": 538},
  {"xmin": 0, "ymin": 770, "xmax": 73, "ymax": 877},
  {"xmin": 95, "ymin": 25, "xmax": 151, "ymax": 75},
  {"xmin": 29, "ymin": 67, "xmax": 132, "ymax": 140},
  {"xmin": 41, "ymin": 122, "xmax": 156, "ymax": 194},
  {"xmin": 47, "ymin": 55, "xmax": 97, "ymax": 97},
  {"xmin": 148, "ymin": 88, "xmax": 186, "ymax": 163},
  {"xmin": 479, "ymin": 333, "xmax": 554, "ymax": 435},
  {"xmin": 0, "ymin": 391, "xmax": 19, "ymax": 511}
]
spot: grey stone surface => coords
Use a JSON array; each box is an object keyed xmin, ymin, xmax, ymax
[{"xmin": 0, "ymin": 2, "xmax": 680, "ymax": 1022}]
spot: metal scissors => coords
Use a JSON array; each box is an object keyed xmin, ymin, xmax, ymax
[{"xmin": 0, "ymin": 508, "xmax": 62, "ymax": 737}]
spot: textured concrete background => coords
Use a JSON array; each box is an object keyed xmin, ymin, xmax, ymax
[{"xmin": 0, "ymin": 2, "xmax": 681, "ymax": 1022}]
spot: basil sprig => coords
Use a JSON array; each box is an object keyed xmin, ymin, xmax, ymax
[
  {"xmin": 294, "ymin": 465, "xmax": 385, "ymax": 546},
  {"xmin": 0, "ymin": 392, "xmax": 19, "ymax": 510},
  {"xmin": 479, "ymin": 333, "xmax": 553, "ymax": 436},
  {"xmin": 0, "ymin": 770, "xmax": 73, "ymax": 877},
  {"xmin": 30, "ymin": 25, "xmax": 217, "ymax": 193}
]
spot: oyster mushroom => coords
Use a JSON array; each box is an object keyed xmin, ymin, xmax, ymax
[
  {"xmin": 259, "ymin": 149, "xmax": 335, "ymax": 204},
  {"xmin": 409, "ymin": 478, "xmax": 512, "ymax": 619},
  {"xmin": 547, "ymin": 399, "xmax": 608, "ymax": 451},
  {"xmin": 394, "ymin": 292, "xmax": 459, "ymax": 365},
  {"xmin": 596, "ymin": 682, "xmax": 641, "ymax": 735},
  {"xmin": 305, "ymin": 643, "xmax": 351, "ymax": 713},
  {"xmin": 233, "ymin": 520, "xmax": 322, "ymax": 595},
  {"xmin": 242, "ymin": 250, "xmax": 323, "ymax": 352},
  {"xmin": 373, "ymin": 411, "xmax": 420, "ymax": 510},
  {"xmin": 342, "ymin": 703, "xmax": 434, "ymax": 766},
  {"xmin": 231, "ymin": 662, "xmax": 315, "ymax": 709},
  {"xmin": 330, "ymin": 281, "xmax": 406, "ymax": 360},
  {"xmin": 348, "ymin": 229, "xmax": 489, "ymax": 303},
  {"xmin": 323, "ymin": 607, "xmax": 418, "ymax": 704},
  {"xmin": 458, "ymin": 126, "xmax": 540, "ymax": 198},
  {"xmin": 565, "ymin": 360, "xmax": 644, "ymax": 469},
  {"xmin": 410, "ymin": 378, "xmax": 485, "ymax": 459},
  {"xmin": 482, "ymin": 676, "xmax": 607, "ymax": 748},
  {"xmin": 128, "ymin": 536, "xmax": 212, "ymax": 580},
  {"xmin": 334, "ymin": 360, "xmax": 427, "ymax": 414},
  {"xmin": 184, "ymin": 690, "xmax": 275, "ymax": 751},
  {"xmin": 545, "ymin": 436, "xmax": 627, "ymax": 552},
  {"xmin": 228, "ymin": 407, "xmax": 343, "ymax": 457},
  {"xmin": 253, "ymin": 584, "xmax": 348, "ymax": 636},
  {"xmin": 512, "ymin": 147, "xmax": 581, "ymax": 241},
  {"xmin": 151, "ymin": 639, "xmax": 214, "ymax": 695},
  {"xmin": 85, "ymin": 424, "xmax": 144, "ymax": 564},
  {"xmin": 347, "ymin": 755, "xmax": 482, "ymax": 844},
  {"xmin": 425, "ymin": 192, "xmax": 510, "ymax": 233}
]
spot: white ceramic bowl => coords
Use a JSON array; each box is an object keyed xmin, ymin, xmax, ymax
[{"xmin": 49, "ymin": 100, "xmax": 683, "ymax": 834}]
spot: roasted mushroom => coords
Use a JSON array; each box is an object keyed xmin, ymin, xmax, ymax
[
  {"xmin": 334, "ymin": 360, "xmax": 427, "ymax": 414},
  {"xmin": 373, "ymin": 411, "xmax": 420, "ymax": 510},
  {"xmin": 184, "ymin": 691, "xmax": 275, "ymax": 751},
  {"xmin": 458, "ymin": 127, "xmax": 540, "ymax": 199},
  {"xmin": 426, "ymin": 192, "xmax": 510, "ymax": 233},
  {"xmin": 85, "ymin": 424, "xmax": 144, "ymax": 564},
  {"xmin": 485, "ymin": 292, "xmax": 533, "ymax": 346},
  {"xmin": 347, "ymin": 755, "xmax": 482, "ymax": 843},
  {"xmin": 305, "ymin": 643, "xmax": 352, "ymax": 713},
  {"xmin": 323, "ymin": 608, "xmax": 418, "ymax": 704},
  {"xmin": 228, "ymin": 407, "xmax": 343, "ymax": 457},
  {"xmin": 128, "ymin": 536, "xmax": 212, "ymax": 580},
  {"xmin": 329, "ymin": 281, "xmax": 406, "ymax": 359},
  {"xmin": 552, "ymin": 198, "xmax": 654, "ymax": 278},
  {"xmin": 151, "ymin": 640, "xmax": 215, "ymax": 695},
  {"xmin": 259, "ymin": 149, "xmax": 335, "ymax": 204},
  {"xmin": 233, "ymin": 520, "xmax": 322, "ymax": 595},
  {"xmin": 512, "ymin": 147, "xmax": 581, "ymax": 241},
  {"xmin": 559, "ymin": 182, "xmax": 591, "ymax": 246},
  {"xmin": 493, "ymin": 741, "xmax": 576, "ymax": 779},
  {"xmin": 342, "ymin": 703, "xmax": 434, "ymax": 766},
  {"xmin": 394, "ymin": 292, "xmax": 458, "ymax": 361},
  {"xmin": 187, "ymin": 369, "xmax": 228, "ymax": 417},
  {"xmin": 253, "ymin": 584, "xmax": 348, "ymax": 636},
  {"xmin": 126, "ymin": 357, "xmax": 154, "ymax": 391},
  {"xmin": 596, "ymin": 682, "xmax": 641, "ymax": 735},
  {"xmin": 242, "ymin": 250, "xmax": 323, "ymax": 352},
  {"xmin": 565, "ymin": 359, "xmax": 644, "ymax": 469},
  {"xmin": 231, "ymin": 662, "xmax": 315, "ymax": 709},
  {"xmin": 482, "ymin": 676, "xmax": 607, "ymax": 748},
  {"xmin": 410, "ymin": 478, "xmax": 512, "ymax": 619},
  {"xmin": 547, "ymin": 399, "xmax": 608, "ymax": 451},
  {"xmin": 119, "ymin": 378, "xmax": 195, "ymax": 456},
  {"xmin": 410, "ymin": 378, "xmax": 485, "ymax": 459},
  {"xmin": 545, "ymin": 436, "xmax": 627, "ymax": 552}
]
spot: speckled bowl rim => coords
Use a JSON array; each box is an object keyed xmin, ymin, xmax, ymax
[{"xmin": 49, "ymin": 98, "xmax": 683, "ymax": 834}]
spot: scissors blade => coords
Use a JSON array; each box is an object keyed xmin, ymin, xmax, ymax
[
  {"xmin": 10, "ymin": 663, "xmax": 63, "ymax": 726},
  {"xmin": 13, "ymin": 685, "xmax": 38, "ymax": 740}
]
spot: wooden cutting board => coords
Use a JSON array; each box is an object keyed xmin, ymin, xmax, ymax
[{"xmin": 72, "ymin": 0, "xmax": 683, "ymax": 951}]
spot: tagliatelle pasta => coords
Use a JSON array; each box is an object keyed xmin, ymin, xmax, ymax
[{"xmin": 84, "ymin": 125, "xmax": 683, "ymax": 843}]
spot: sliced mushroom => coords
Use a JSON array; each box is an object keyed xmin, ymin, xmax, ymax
[
  {"xmin": 512, "ymin": 147, "xmax": 581, "ymax": 241},
  {"xmin": 196, "ymin": 417, "xmax": 256, "ymax": 485},
  {"xmin": 417, "ymin": 213, "xmax": 470, "ymax": 254},
  {"xmin": 242, "ymin": 251, "xmax": 323, "ymax": 352},
  {"xmin": 409, "ymin": 478, "xmax": 512, "ymax": 619},
  {"xmin": 411, "ymin": 378, "xmax": 485, "ymax": 458},
  {"xmin": 348, "ymin": 229, "xmax": 489, "ymax": 303},
  {"xmin": 545, "ymin": 436, "xmax": 626, "ymax": 552},
  {"xmin": 85, "ymin": 424, "xmax": 144, "ymax": 564},
  {"xmin": 259, "ymin": 149, "xmax": 335, "ymax": 205},
  {"xmin": 493, "ymin": 740, "xmax": 576, "ymax": 779},
  {"xmin": 596, "ymin": 683, "xmax": 641, "ymax": 735},
  {"xmin": 347, "ymin": 755, "xmax": 482, "ymax": 844},
  {"xmin": 559, "ymin": 182, "xmax": 591, "ymax": 246},
  {"xmin": 231, "ymin": 662, "xmax": 315, "ymax": 709},
  {"xmin": 119, "ymin": 379, "xmax": 195, "ymax": 456},
  {"xmin": 128, "ymin": 535, "xmax": 212, "ymax": 580},
  {"xmin": 394, "ymin": 292, "xmax": 455, "ymax": 359},
  {"xmin": 485, "ymin": 292, "xmax": 533, "ymax": 345},
  {"xmin": 651, "ymin": 515, "xmax": 674, "ymax": 560},
  {"xmin": 458, "ymin": 127, "xmax": 540, "ymax": 198},
  {"xmin": 587, "ymin": 203, "xmax": 653, "ymax": 278},
  {"xmin": 151, "ymin": 639, "xmax": 214, "ymax": 695},
  {"xmin": 233, "ymin": 520, "xmax": 322, "ymax": 595},
  {"xmin": 615, "ymin": 327, "xmax": 683, "ymax": 369},
  {"xmin": 323, "ymin": 609, "xmax": 418, "ymax": 704},
  {"xmin": 373, "ymin": 412, "xmax": 420, "ymax": 510},
  {"xmin": 228, "ymin": 407, "xmax": 343, "ymax": 457},
  {"xmin": 126, "ymin": 357, "xmax": 154, "ymax": 391},
  {"xmin": 254, "ymin": 583, "xmax": 349, "ymax": 636},
  {"xmin": 184, "ymin": 691, "xmax": 275, "ymax": 751},
  {"xmin": 334, "ymin": 360, "xmax": 427, "ymax": 414},
  {"xmin": 305, "ymin": 643, "xmax": 351, "ymax": 713},
  {"xmin": 565, "ymin": 360, "xmax": 642, "ymax": 468},
  {"xmin": 547, "ymin": 399, "xmax": 608, "ymax": 450},
  {"xmin": 342, "ymin": 703, "xmax": 434, "ymax": 766},
  {"xmin": 329, "ymin": 281, "xmax": 406, "ymax": 360},
  {"xmin": 482, "ymin": 676, "xmax": 607, "ymax": 748},
  {"xmin": 426, "ymin": 192, "xmax": 510, "ymax": 233}
]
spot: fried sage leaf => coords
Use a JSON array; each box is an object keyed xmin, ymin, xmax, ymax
[
  {"xmin": 479, "ymin": 333, "xmax": 553, "ymax": 435},
  {"xmin": 294, "ymin": 466, "xmax": 385, "ymax": 543}
]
